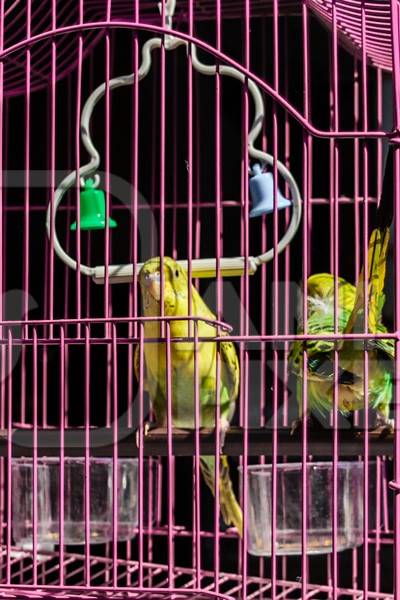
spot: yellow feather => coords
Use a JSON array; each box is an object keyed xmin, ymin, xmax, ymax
[
  {"xmin": 345, "ymin": 226, "xmax": 390, "ymax": 335},
  {"xmin": 136, "ymin": 257, "xmax": 242, "ymax": 535}
]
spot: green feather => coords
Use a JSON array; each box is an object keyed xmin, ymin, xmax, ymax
[{"xmin": 290, "ymin": 273, "xmax": 393, "ymax": 420}]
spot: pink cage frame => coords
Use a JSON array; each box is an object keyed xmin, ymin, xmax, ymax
[{"xmin": 0, "ymin": 0, "xmax": 398, "ymax": 599}]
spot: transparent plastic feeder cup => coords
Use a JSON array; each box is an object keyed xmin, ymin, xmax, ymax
[
  {"xmin": 240, "ymin": 462, "xmax": 364, "ymax": 556},
  {"xmin": 12, "ymin": 457, "xmax": 155, "ymax": 546}
]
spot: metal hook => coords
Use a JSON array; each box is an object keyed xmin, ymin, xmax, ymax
[
  {"xmin": 157, "ymin": 0, "xmax": 176, "ymax": 29},
  {"xmin": 389, "ymin": 480, "xmax": 400, "ymax": 492},
  {"xmin": 80, "ymin": 174, "xmax": 100, "ymax": 189}
]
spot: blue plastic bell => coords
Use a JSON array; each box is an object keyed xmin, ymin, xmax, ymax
[{"xmin": 249, "ymin": 164, "xmax": 291, "ymax": 218}]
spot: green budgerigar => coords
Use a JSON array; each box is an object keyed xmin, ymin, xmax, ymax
[
  {"xmin": 289, "ymin": 148, "xmax": 395, "ymax": 431},
  {"xmin": 289, "ymin": 269, "xmax": 394, "ymax": 429},
  {"xmin": 135, "ymin": 256, "xmax": 242, "ymax": 535}
]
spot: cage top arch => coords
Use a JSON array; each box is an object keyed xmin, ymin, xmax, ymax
[
  {"xmin": 0, "ymin": 21, "xmax": 390, "ymax": 138},
  {"xmin": 0, "ymin": 0, "xmax": 395, "ymax": 96},
  {"xmin": 308, "ymin": 0, "xmax": 394, "ymax": 72}
]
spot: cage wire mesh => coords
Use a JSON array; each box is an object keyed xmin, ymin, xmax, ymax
[{"xmin": 0, "ymin": 0, "xmax": 398, "ymax": 598}]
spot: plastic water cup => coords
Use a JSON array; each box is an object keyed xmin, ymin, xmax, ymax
[
  {"xmin": 11, "ymin": 457, "xmax": 155, "ymax": 546},
  {"xmin": 239, "ymin": 462, "xmax": 364, "ymax": 556}
]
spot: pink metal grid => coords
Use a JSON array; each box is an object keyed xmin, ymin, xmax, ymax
[
  {"xmin": 308, "ymin": 0, "xmax": 394, "ymax": 72},
  {"xmin": 0, "ymin": 1, "xmax": 396, "ymax": 96},
  {"xmin": 0, "ymin": 0, "xmax": 398, "ymax": 599},
  {"xmin": 0, "ymin": 548, "xmax": 395, "ymax": 599}
]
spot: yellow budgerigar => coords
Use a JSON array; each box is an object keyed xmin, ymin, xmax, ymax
[{"xmin": 135, "ymin": 256, "xmax": 242, "ymax": 535}]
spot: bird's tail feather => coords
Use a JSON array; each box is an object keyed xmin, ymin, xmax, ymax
[
  {"xmin": 200, "ymin": 455, "xmax": 243, "ymax": 536},
  {"xmin": 344, "ymin": 146, "xmax": 394, "ymax": 337},
  {"xmin": 344, "ymin": 226, "xmax": 390, "ymax": 336}
]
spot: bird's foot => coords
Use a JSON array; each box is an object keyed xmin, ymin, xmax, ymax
[
  {"xmin": 290, "ymin": 418, "xmax": 302, "ymax": 436},
  {"xmin": 371, "ymin": 414, "xmax": 395, "ymax": 437},
  {"xmin": 135, "ymin": 421, "xmax": 155, "ymax": 448},
  {"xmin": 290, "ymin": 415, "xmax": 314, "ymax": 435}
]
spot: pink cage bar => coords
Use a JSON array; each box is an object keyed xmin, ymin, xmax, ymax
[{"xmin": 0, "ymin": 0, "xmax": 398, "ymax": 599}]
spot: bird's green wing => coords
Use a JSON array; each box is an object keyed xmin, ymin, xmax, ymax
[{"xmin": 372, "ymin": 339, "xmax": 395, "ymax": 359}]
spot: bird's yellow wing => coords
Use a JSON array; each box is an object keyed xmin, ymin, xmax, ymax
[
  {"xmin": 220, "ymin": 339, "xmax": 239, "ymax": 401},
  {"xmin": 219, "ymin": 338, "xmax": 240, "ymax": 422},
  {"xmin": 134, "ymin": 343, "xmax": 149, "ymax": 392},
  {"xmin": 345, "ymin": 146, "xmax": 394, "ymax": 337},
  {"xmin": 192, "ymin": 285, "xmax": 239, "ymax": 420},
  {"xmin": 134, "ymin": 343, "xmax": 139, "ymax": 381},
  {"xmin": 344, "ymin": 226, "xmax": 390, "ymax": 336}
]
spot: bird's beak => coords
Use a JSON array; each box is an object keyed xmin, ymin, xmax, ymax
[{"xmin": 143, "ymin": 272, "xmax": 161, "ymax": 301}]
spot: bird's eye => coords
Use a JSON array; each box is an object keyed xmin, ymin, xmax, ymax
[{"xmin": 175, "ymin": 269, "xmax": 179, "ymax": 278}]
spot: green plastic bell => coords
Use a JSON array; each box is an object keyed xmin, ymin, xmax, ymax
[{"xmin": 70, "ymin": 178, "xmax": 117, "ymax": 231}]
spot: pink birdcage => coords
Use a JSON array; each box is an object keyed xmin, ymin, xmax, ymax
[{"xmin": 0, "ymin": 0, "xmax": 398, "ymax": 598}]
